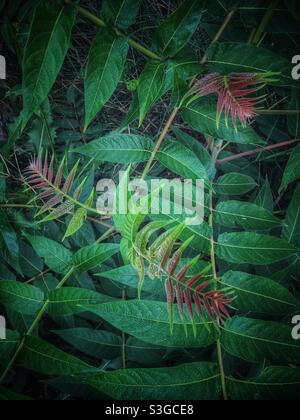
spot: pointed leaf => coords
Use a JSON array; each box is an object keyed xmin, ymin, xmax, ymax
[
  {"xmin": 217, "ymin": 232, "xmax": 299, "ymax": 265},
  {"xmin": 75, "ymin": 134, "xmax": 153, "ymax": 163},
  {"xmin": 215, "ymin": 173, "xmax": 257, "ymax": 196},
  {"xmin": 19, "ymin": 336, "xmax": 96, "ymax": 375},
  {"xmin": 102, "ymin": 0, "xmax": 143, "ymax": 29},
  {"xmin": 81, "ymin": 300, "xmax": 219, "ymax": 348},
  {"xmin": 283, "ymin": 183, "xmax": 300, "ymax": 245},
  {"xmin": 227, "ymin": 367, "xmax": 300, "ymax": 400},
  {"xmin": 280, "ymin": 143, "xmax": 300, "ymax": 191},
  {"xmin": 23, "ymin": 0, "xmax": 76, "ymax": 118},
  {"xmin": 182, "ymin": 98, "xmax": 265, "ymax": 145},
  {"xmin": 52, "ymin": 328, "xmax": 122, "ymax": 359},
  {"xmin": 48, "ymin": 287, "xmax": 114, "ymax": 317},
  {"xmin": 84, "ymin": 29, "xmax": 128, "ymax": 130},
  {"xmin": 222, "ymin": 317, "xmax": 300, "ymax": 363},
  {"xmin": 26, "ymin": 235, "xmax": 73, "ymax": 274},
  {"xmin": 83, "ymin": 362, "xmax": 220, "ymax": 400},
  {"xmin": 221, "ymin": 271, "xmax": 300, "ymax": 315},
  {"xmin": 137, "ymin": 60, "xmax": 167, "ymax": 125},
  {"xmin": 153, "ymin": 0, "xmax": 203, "ymax": 57},
  {"xmin": 216, "ymin": 201, "xmax": 282, "ymax": 230},
  {"xmin": 72, "ymin": 243, "xmax": 120, "ymax": 273}
]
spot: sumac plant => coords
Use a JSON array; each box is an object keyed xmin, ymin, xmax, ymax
[{"xmin": 0, "ymin": 0, "xmax": 300, "ymax": 402}]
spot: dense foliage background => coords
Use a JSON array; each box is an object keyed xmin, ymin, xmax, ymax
[{"xmin": 0, "ymin": 0, "xmax": 300, "ymax": 401}]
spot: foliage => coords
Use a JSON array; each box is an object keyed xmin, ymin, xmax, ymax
[{"xmin": 0, "ymin": 0, "xmax": 300, "ymax": 401}]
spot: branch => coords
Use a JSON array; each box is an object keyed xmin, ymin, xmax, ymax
[
  {"xmin": 0, "ymin": 268, "xmax": 75, "ymax": 385},
  {"xmin": 216, "ymin": 139, "xmax": 299, "ymax": 165},
  {"xmin": 64, "ymin": 0, "xmax": 162, "ymax": 61}
]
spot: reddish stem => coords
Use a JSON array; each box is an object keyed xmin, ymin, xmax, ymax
[{"xmin": 216, "ymin": 139, "xmax": 299, "ymax": 165}]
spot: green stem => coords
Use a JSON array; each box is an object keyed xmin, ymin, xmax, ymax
[
  {"xmin": 0, "ymin": 204, "xmax": 37, "ymax": 209},
  {"xmin": 121, "ymin": 289, "xmax": 127, "ymax": 370},
  {"xmin": 96, "ymin": 226, "xmax": 117, "ymax": 244},
  {"xmin": 201, "ymin": 4, "xmax": 239, "ymax": 64},
  {"xmin": 140, "ymin": 5, "xmax": 239, "ymax": 180},
  {"xmin": 64, "ymin": 0, "xmax": 162, "ymax": 61},
  {"xmin": 257, "ymin": 109, "xmax": 300, "ymax": 115},
  {"xmin": 141, "ymin": 107, "xmax": 179, "ymax": 179},
  {"xmin": 209, "ymin": 145, "xmax": 228, "ymax": 401},
  {"xmin": 0, "ymin": 268, "xmax": 75, "ymax": 385},
  {"xmin": 252, "ymin": 0, "xmax": 279, "ymax": 45}
]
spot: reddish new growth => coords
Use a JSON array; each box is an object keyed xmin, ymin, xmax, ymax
[
  {"xmin": 24, "ymin": 152, "xmax": 82, "ymax": 221},
  {"xmin": 164, "ymin": 258, "xmax": 232, "ymax": 327},
  {"xmin": 190, "ymin": 72, "xmax": 271, "ymax": 129}
]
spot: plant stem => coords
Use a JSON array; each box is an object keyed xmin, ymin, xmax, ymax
[
  {"xmin": 0, "ymin": 204, "xmax": 37, "ymax": 209},
  {"xmin": 216, "ymin": 139, "xmax": 299, "ymax": 165},
  {"xmin": 257, "ymin": 109, "xmax": 300, "ymax": 115},
  {"xmin": 252, "ymin": 0, "xmax": 279, "ymax": 45},
  {"xmin": 209, "ymin": 145, "xmax": 228, "ymax": 401},
  {"xmin": 141, "ymin": 107, "xmax": 179, "ymax": 179},
  {"xmin": 64, "ymin": 0, "xmax": 162, "ymax": 61},
  {"xmin": 96, "ymin": 226, "xmax": 117, "ymax": 244},
  {"xmin": 0, "ymin": 268, "xmax": 75, "ymax": 385},
  {"xmin": 121, "ymin": 289, "xmax": 127, "ymax": 370},
  {"xmin": 201, "ymin": 4, "xmax": 239, "ymax": 65},
  {"xmin": 140, "ymin": 5, "xmax": 239, "ymax": 180}
]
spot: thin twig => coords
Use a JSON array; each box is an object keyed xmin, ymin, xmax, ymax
[
  {"xmin": 64, "ymin": 0, "xmax": 162, "ymax": 61},
  {"xmin": 216, "ymin": 139, "xmax": 299, "ymax": 165}
]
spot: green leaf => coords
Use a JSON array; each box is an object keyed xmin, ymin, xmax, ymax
[
  {"xmin": 23, "ymin": 0, "xmax": 76, "ymax": 119},
  {"xmin": 280, "ymin": 143, "xmax": 300, "ymax": 191},
  {"xmin": 227, "ymin": 367, "xmax": 300, "ymax": 400},
  {"xmin": 221, "ymin": 317, "xmax": 300, "ymax": 364},
  {"xmin": 84, "ymin": 29, "xmax": 128, "ymax": 130},
  {"xmin": 52, "ymin": 328, "xmax": 122, "ymax": 359},
  {"xmin": 19, "ymin": 336, "xmax": 96, "ymax": 376},
  {"xmin": 150, "ymin": 213, "xmax": 212, "ymax": 254},
  {"xmin": 102, "ymin": 0, "xmax": 142, "ymax": 29},
  {"xmin": 81, "ymin": 300, "xmax": 219, "ymax": 348},
  {"xmin": 48, "ymin": 287, "xmax": 114, "ymax": 317},
  {"xmin": 126, "ymin": 337, "xmax": 164, "ymax": 364},
  {"xmin": 286, "ymin": 0, "xmax": 300, "ymax": 19},
  {"xmin": 221, "ymin": 271, "xmax": 300, "ymax": 315},
  {"xmin": 0, "ymin": 387, "xmax": 31, "ymax": 401},
  {"xmin": 137, "ymin": 60, "xmax": 167, "ymax": 125},
  {"xmin": 64, "ymin": 208, "xmax": 87, "ymax": 240},
  {"xmin": 207, "ymin": 42, "xmax": 297, "ymax": 88},
  {"xmin": 254, "ymin": 178, "xmax": 274, "ymax": 212},
  {"xmin": 217, "ymin": 232, "xmax": 299, "ymax": 265},
  {"xmin": 75, "ymin": 134, "xmax": 153, "ymax": 163},
  {"xmin": 215, "ymin": 173, "xmax": 257, "ymax": 196},
  {"xmin": 172, "ymin": 127, "xmax": 216, "ymax": 179},
  {"xmin": 283, "ymin": 184, "xmax": 300, "ymax": 245},
  {"xmin": 157, "ymin": 140, "xmax": 209, "ymax": 181},
  {"xmin": 19, "ymin": 241, "xmax": 44, "ymax": 278},
  {"xmin": 182, "ymin": 99, "xmax": 264, "ymax": 145},
  {"xmin": 99, "ymin": 265, "xmax": 164, "ymax": 296},
  {"xmin": 0, "ymin": 330, "xmax": 20, "ymax": 360},
  {"xmin": 215, "ymin": 201, "xmax": 282, "ymax": 230},
  {"xmin": 0, "ymin": 281, "xmax": 44, "ymax": 315},
  {"xmin": 153, "ymin": 0, "xmax": 203, "ymax": 57},
  {"xmin": 82, "ymin": 362, "xmax": 220, "ymax": 400},
  {"xmin": 26, "ymin": 235, "xmax": 73, "ymax": 274},
  {"xmin": 72, "ymin": 243, "xmax": 120, "ymax": 274}
]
